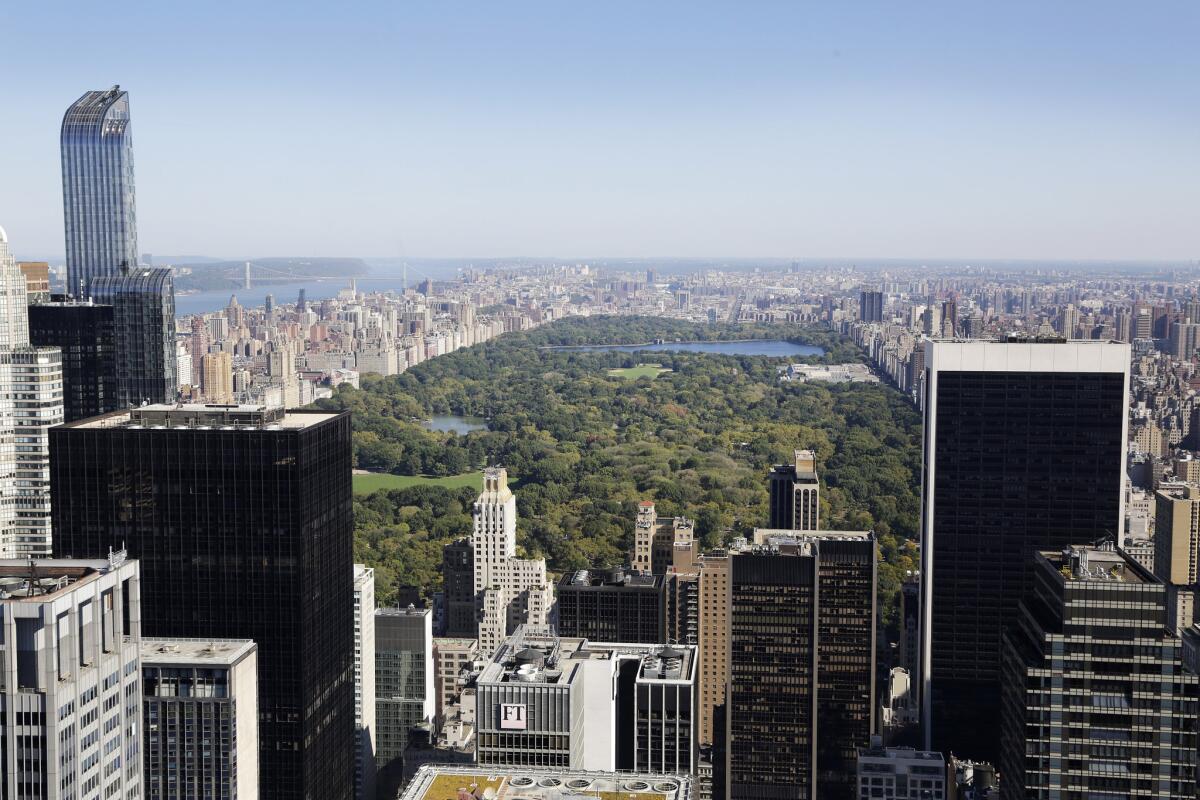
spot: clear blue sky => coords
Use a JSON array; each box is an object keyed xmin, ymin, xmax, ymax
[{"xmin": 2, "ymin": 1, "xmax": 1197, "ymax": 261}]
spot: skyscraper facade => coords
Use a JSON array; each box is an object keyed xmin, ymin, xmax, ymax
[
  {"xmin": 29, "ymin": 300, "xmax": 118, "ymax": 423},
  {"xmin": 142, "ymin": 638, "xmax": 259, "ymax": 800},
  {"xmin": 90, "ymin": 267, "xmax": 177, "ymax": 406},
  {"xmin": 0, "ymin": 553, "xmax": 144, "ymax": 800},
  {"xmin": 0, "ymin": 226, "xmax": 64, "ymax": 558},
  {"xmin": 727, "ymin": 551, "xmax": 819, "ymax": 798},
  {"xmin": 859, "ymin": 290, "xmax": 884, "ymax": 323},
  {"xmin": 50, "ymin": 404, "xmax": 355, "ymax": 800},
  {"xmin": 352, "ymin": 565, "xmax": 377, "ymax": 800},
  {"xmin": 767, "ymin": 449, "xmax": 820, "ymax": 531},
  {"xmin": 61, "ymin": 86, "xmax": 139, "ymax": 293},
  {"xmin": 919, "ymin": 339, "xmax": 1130, "ymax": 760},
  {"xmin": 471, "ymin": 468, "xmax": 553, "ymax": 654},
  {"xmin": 999, "ymin": 545, "xmax": 1199, "ymax": 799},
  {"xmin": 374, "ymin": 605, "xmax": 434, "ymax": 770}
]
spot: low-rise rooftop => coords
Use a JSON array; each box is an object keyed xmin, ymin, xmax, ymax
[
  {"xmin": 401, "ymin": 765, "xmax": 690, "ymax": 800},
  {"xmin": 141, "ymin": 637, "xmax": 257, "ymax": 666}
]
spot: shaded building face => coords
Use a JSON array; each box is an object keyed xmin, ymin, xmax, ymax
[
  {"xmin": 922, "ymin": 354, "xmax": 1127, "ymax": 760},
  {"xmin": 727, "ymin": 553, "xmax": 818, "ymax": 799},
  {"xmin": 89, "ymin": 268, "xmax": 176, "ymax": 405},
  {"xmin": 29, "ymin": 303, "xmax": 118, "ymax": 422},
  {"xmin": 50, "ymin": 409, "xmax": 355, "ymax": 800}
]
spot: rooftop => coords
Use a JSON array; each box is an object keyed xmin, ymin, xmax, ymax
[
  {"xmin": 751, "ymin": 529, "xmax": 872, "ymax": 548},
  {"xmin": 65, "ymin": 404, "xmax": 340, "ymax": 431},
  {"xmin": 141, "ymin": 638, "xmax": 257, "ymax": 666},
  {"xmin": 479, "ymin": 627, "xmax": 695, "ymax": 685},
  {"xmin": 1042, "ymin": 545, "xmax": 1152, "ymax": 585},
  {"xmin": 378, "ymin": 604, "xmax": 431, "ymax": 618},
  {"xmin": 0, "ymin": 553, "xmax": 131, "ymax": 601},
  {"xmin": 401, "ymin": 765, "xmax": 690, "ymax": 800},
  {"xmin": 560, "ymin": 568, "xmax": 662, "ymax": 589}
]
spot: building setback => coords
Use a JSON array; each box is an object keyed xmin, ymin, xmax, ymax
[
  {"xmin": 50, "ymin": 404, "xmax": 355, "ymax": 800},
  {"xmin": 920, "ymin": 339, "xmax": 1130, "ymax": 760},
  {"xmin": 556, "ymin": 568, "xmax": 666, "ymax": 644},
  {"xmin": 999, "ymin": 545, "xmax": 1199, "ymax": 799},
  {"xmin": 142, "ymin": 638, "xmax": 258, "ymax": 800},
  {"xmin": 0, "ymin": 554, "xmax": 143, "ymax": 800}
]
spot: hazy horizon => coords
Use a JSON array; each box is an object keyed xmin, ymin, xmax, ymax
[{"xmin": 2, "ymin": 1, "xmax": 1197, "ymax": 262}]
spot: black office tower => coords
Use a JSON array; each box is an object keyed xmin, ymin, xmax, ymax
[
  {"xmin": 51, "ymin": 404, "xmax": 355, "ymax": 800},
  {"xmin": 859, "ymin": 289, "xmax": 884, "ymax": 323},
  {"xmin": 556, "ymin": 568, "xmax": 667, "ymax": 643},
  {"xmin": 90, "ymin": 267, "xmax": 177, "ymax": 406},
  {"xmin": 28, "ymin": 301, "xmax": 118, "ymax": 422},
  {"xmin": 727, "ymin": 551, "xmax": 818, "ymax": 799},
  {"xmin": 919, "ymin": 340, "xmax": 1129, "ymax": 761},
  {"xmin": 753, "ymin": 532, "xmax": 877, "ymax": 800}
]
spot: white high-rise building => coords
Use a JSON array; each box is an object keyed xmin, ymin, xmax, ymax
[
  {"xmin": 0, "ymin": 552, "xmax": 143, "ymax": 800},
  {"xmin": 471, "ymin": 468, "xmax": 554, "ymax": 654},
  {"xmin": 0, "ymin": 225, "xmax": 64, "ymax": 557},
  {"xmin": 353, "ymin": 564, "xmax": 377, "ymax": 800}
]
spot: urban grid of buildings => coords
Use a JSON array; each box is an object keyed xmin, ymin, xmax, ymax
[{"xmin": 6, "ymin": 82, "xmax": 1200, "ymax": 800}]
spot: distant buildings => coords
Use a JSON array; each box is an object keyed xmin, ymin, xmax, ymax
[
  {"xmin": 142, "ymin": 638, "xmax": 259, "ymax": 800},
  {"xmin": 556, "ymin": 568, "xmax": 666, "ymax": 644},
  {"xmin": 999, "ymin": 545, "xmax": 1199, "ymax": 798},
  {"xmin": 632, "ymin": 501, "xmax": 696, "ymax": 576},
  {"xmin": 920, "ymin": 339, "xmax": 1130, "ymax": 760},
  {"xmin": 61, "ymin": 86, "xmax": 139, "ymax": 292},
  {"xmin": 201, "ymin": 350, "xmax": 234, "ymax": 404},
  {"xmin": 860, "ymin": 289, "xmax": 884, "ymax": 323},
  {"xmin": 352, "ymin": 565, "xmax": 377, "ymax": 800},
  {"xmin": 471, "ymin": 468, "xmax": 554, "ymax": 654},
  {"xmin": 50, "ymin": 404, "xmax": 355, "ymax": 800},
  {"xmin": 0, "ymin": 554, "xmax": 143, "ymax": 800},
  {"xmin": 767, "ymin": 449, "xmax": 820, "ymax": 531},
  {"xmin": 440, "ymin": 538, "xmax": 475, "ymax": 638}
]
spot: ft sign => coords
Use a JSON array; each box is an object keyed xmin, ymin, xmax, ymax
[{"xmin": 500, "ymin": 703, "xmax": 527, "ymax": 730}]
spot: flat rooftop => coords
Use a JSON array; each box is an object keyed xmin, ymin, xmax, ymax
[
  {"xmin": 752, "ymin": 529, "xmax": 872, "ymax": 547},
  {"xmin": 480, "ymin": 627, "xmax": 695, "ymax": 685},
  {"xmin": 1043, "ymin": 546, "xmax": 1151, "ymax": 584},
  {"xmin": 65, "ymin": 404, "xmax": 340, "ymax": 431},
  {"xmin": 141, "ymin": 637, "xmax": 256, "ymax": 666},
  {"xmin": 0, "ymin": 556, "xmax": 129, "ymax": 601},
  {"xmin": 401, "ymin": 765, "xmax": 690, "ymax": 800},
  {"xmin": 560, "ymin": 568, "xmax": 662, "ymax": 589}
]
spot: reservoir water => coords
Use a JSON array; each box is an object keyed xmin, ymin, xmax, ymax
[
  {"xmin": 424, "ymin": 415, "xmax": 489, "ymax": 435},
  {"xmin": 548, "ymin": 340, "xmax": 824, "ymax": 358}
]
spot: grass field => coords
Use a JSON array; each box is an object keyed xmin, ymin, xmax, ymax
[
  {"xmin": 607, "ymin": 363, "xmax": 671, "ymax": 380},
  {"xmin": 353, "ymin": 471, "xmax": 480, "ymax": 494}
]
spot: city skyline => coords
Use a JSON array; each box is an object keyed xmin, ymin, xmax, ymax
[{"xmin": 1, "ymin": 1, "xmax": 1197, "ymax": 261}]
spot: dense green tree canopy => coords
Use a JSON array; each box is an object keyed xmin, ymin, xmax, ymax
[{"xmin": 322, "ymin": 317, "xmax": 920, "ymax": 637}]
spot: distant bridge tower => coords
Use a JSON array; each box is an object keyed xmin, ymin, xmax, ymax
[{"xmin": 244, "ymin": 261, "xmax": 251, "ymax": 289}]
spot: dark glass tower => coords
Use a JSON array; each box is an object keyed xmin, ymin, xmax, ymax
[
  {"xmin": 751, "ymin": 532, "xmax": 877, "ymax": 800},
  {"xmin": 61, "ymin": 86, "xmax": 139, "ymax": 293},
  {"xmin": 50, "ymin": 404, "xmax": 355, "ymax": 800},
  {"xmin": 727, "ymin": 551, "xmax": 818, "ymax": 799},
  {"xmin": 919, "ymin": 340, "xmax": 1130, "ymax": 761},
  {"xmin": 89, "ymin": 267, "xmax": 176, "ymax": 406},
  {"xmin": 28, "ymin": 301, "xmax": 117, "ymax": 422},
  {"xmin": 556, "ymin": 568, "xmax": 667, "ymax": 643},
  {"xmin": 859, "ymin": 290, "xmax": 884, "ymax": 323}
]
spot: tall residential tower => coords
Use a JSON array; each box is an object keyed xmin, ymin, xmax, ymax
[{"xmin": 61, "ymin": 86, "xmax": 139, "ymax": 293}]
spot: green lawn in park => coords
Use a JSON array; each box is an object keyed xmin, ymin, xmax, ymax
[
  {"xmin": 607, "ymin": 363, "xmax": 671, "ymax": 380},
  {"xmin": 352, "ymin": 471, "xmax": 480, "ymax": 494}
]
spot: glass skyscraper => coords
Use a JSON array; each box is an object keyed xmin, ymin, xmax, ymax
[
  {"xmin": 61, "ymin": 85, "xmax": 139, "ymax": 294},
  {"xmin": 90, "ymin": 267, "xmax": 177, "ymax": 406}
]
